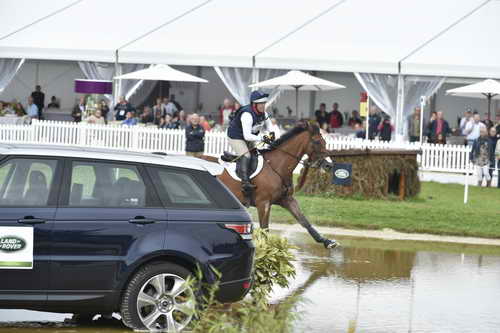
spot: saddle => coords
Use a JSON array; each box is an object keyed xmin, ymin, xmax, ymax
[{"xmin": 218, "ymin": 151, "xmax": 264, "ymax": 182}]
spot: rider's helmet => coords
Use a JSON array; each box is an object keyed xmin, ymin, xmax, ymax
[{"xmin": 250, "ymin": 90, "xmax": 269, "ymax": 104}]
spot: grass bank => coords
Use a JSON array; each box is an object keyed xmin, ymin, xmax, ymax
[{"xmin": 250, "ymin": 182, "xmax": 500, "ymax": 239}]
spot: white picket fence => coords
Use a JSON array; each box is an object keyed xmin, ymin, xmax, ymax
[{"xmin": 0, "ymin": 120, "xmax": 474, "ymax": 173}]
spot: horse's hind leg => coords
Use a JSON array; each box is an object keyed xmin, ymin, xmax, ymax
[
  {"xmin": 280, "ymin": 196, "xmax": 338, "ymax": 249},
  {"xmin": 256, "ymin": 201, "xmax": 272, "ymax": 229}
]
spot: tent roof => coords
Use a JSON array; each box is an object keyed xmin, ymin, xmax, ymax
[
  {"xmin": 0, "ymin": 0, "xmax": 208, "ymax": 62},
  {"xmin": 401, "ymin": 0, "xmax": 500, "ymax": 79},
  {"xmin": 118, "ymin": 0, "xmax": 337, "ymax": 68},
  {"xmin": 254, "ymin": 0, "xmax": 487, "ymax": 75},
  {"xmin": 0, "ymin": 0, "xmax": 498, "ymax": 78}
]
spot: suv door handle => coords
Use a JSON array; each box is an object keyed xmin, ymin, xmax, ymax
[
  {"xmin": 129, "ymin": 217, "xmax": 156, "ymax": 225},
  {"xmin": 18, "ymin": 217, "xmax": 46, "ymax": 225}
]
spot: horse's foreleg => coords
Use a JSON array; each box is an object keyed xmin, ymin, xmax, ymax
[
  {"xmin": 280, "ymin": 196, "xmax": 338, "ymax": 249},
  {"xmin": 256, "ymin": 201, "xmax": 272, "ymax": 229}
]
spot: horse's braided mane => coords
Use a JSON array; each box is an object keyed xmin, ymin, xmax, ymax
[{"xmin": 262, "ymin": 122, "xmax": 320, "ymax": 152}]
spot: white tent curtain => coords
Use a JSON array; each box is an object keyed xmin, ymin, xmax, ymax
[
  {"xmin": 354, "ymin": 73, "xmax": 398, "ymax": 121},
  {"xmin": 0, "ymin": 58, "xmax": 25, "ymax": 94},
  {"xmin": 355, "ymin": 73, "xmax": 445, "ymax": 140},
  {"xmin": 400, "ymin": 75, "xmax": 446, "ymax": 138},
  {"xmin": 78, "ymin": 61, "xmax": 150, "ymax": 104},
  {"xmin": 214, "ymin": 67, "xmax": 285, "ymax": 106}
]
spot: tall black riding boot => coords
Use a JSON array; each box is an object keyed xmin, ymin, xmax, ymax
[{"xmin": 238, "ymin": 156, "xmax": 256, "ymax": 206}]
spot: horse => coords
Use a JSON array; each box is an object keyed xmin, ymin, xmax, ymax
[{"xmin": 202, "ymin": 122, "xmax": 338, "ymax": 249}]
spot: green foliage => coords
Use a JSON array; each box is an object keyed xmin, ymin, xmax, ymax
[
  {"xmin": 251, "ymin": 228, "xmax": 297, "ymax": 301},
  {"xmin": 189, "ymin": 229, "xmax": 299, "ymax": 333}
]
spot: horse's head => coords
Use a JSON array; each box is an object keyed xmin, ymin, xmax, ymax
[{"xmin": 300, "ymin": 120, "xmax": 329, "ymax": 162}]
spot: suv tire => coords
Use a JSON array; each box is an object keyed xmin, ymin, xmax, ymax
[{"xmin": 120, "ymin": 262, "xmax": 196, "ymax": 331}]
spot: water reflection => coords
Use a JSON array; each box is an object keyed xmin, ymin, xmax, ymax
[{"xmin": 272, "ymin": 231, "xmax": 500, "ymax": 333}]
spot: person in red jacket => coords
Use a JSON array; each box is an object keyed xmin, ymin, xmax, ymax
[{"xmin": 328, "ymin": 102, "xmax": 343, "ymax": 130}]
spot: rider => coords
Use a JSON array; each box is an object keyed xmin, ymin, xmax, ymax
[{"xmin": 227, "ymin": 90, "xmax": 274, "ymax": 201}]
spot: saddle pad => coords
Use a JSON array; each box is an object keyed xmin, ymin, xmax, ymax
[{"xmin": 218, "ymin": 155, "xmax": 264, "ymax": 182}]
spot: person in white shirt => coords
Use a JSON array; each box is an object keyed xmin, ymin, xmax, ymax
[
  {"xmin": 459, "ymin": 110, "xmax": 473, "ymax": 136},
  {"xmin": 464, "ymin": 113, "xmax": 486, "ymax": 146}
]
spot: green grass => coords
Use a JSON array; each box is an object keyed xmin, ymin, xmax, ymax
[{"xmin": 251, "ymin": 182, "xmax": 500, "ymax": 239}]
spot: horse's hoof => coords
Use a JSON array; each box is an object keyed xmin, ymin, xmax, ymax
[{"xmin": 324, "ymin": 239, "xmax": 339, "ymax": 249}]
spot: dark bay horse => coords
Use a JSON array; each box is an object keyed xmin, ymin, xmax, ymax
[{"xmin": 202, "ymin": 122, "xmax": 337, "ymax": 249}]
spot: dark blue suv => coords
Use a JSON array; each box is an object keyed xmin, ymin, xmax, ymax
[{"xmin": 0, "ymin": 144, "xmax": 254, "ymax": 331}]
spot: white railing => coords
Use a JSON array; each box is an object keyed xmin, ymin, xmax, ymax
[{"xmin": 0, "ymin": 120, "xmax": 473, "ymax": 173}]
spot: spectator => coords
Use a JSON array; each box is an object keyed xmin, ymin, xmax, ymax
[
  {"xmin": 368, "ymin": 106, "xmax": 381, "ymax": 140},
  {"xmin": 348, "ymin": 110, "xmax": 362, "ymax": 127},
  {"xmin": 26, "ymin": 96, "xmax": 39, "ymax": 120},
  {"xmin": 219, "ymin": 98, "xmax": 235, "ymax": 127},
  {"xmin": 153, "ymin": 110, "xmax": 162, "ymax": 126},
  {"xmin": 122, "ymin": 111, "xmax": 137, "ymax": 126},
  {"xmin": 496, "ymin": 137, "xmax": 500, "ymax": 189},
  {"xmin": 31, "ymin": 85, "xmax": 45, "ymax": 119},
  {"xmin": 185, "ymin": 113, "xmax": 205, "ymax": 157},
  {"xmin": 114, "ymin": 96, "xmax": 134, "ymax": 121},
  {"xmin": 464, "ymin": 112, "xmax": 486, "ymax": 146},
  {"xmin": 429, "ymin": 111, "xmax": 451, "ymax": 144},
  {"xmin": 99, "ymin": 100, "xmax": 110, "ymax": 123},
  {"xmin": 483, "ymin": 113, "xmax": 494, "ymax": 129},
  {"xmin": 459, "ymin": 110, "xmax": 473, "ymax": 136},
  {"xmin": 72, "ymin": 96, "xmax": 85, "ymax": 123},
  {"xmin": 153, "ymin": 98, "xmax": 166, "ymax": 117},
  {"xmin": 47, "ymin": 95, "xmax": 60, "ymax": 109},
  {"xmin": 140, "ymin": 106, "xmax": 154, "ymax": 124},
  {"xmin": 495, "ymin": 112, "xmax": 500, "ymax": 134},
  {"xmin": 328, "ymin": 102, "xmax": 343, "ymax": 130},
  {"xmin": 161, "ymin": 114, "xmax": 178, "ymax": 129},
  {"xmin": 167, "ymin": 114, "xmax": 180, "ymax": 129},
  {"xmin": 200, "ymin": 115, "xmax": 211, "ymax": 132},
  {"xmin": 377, "ymin": 115, "xmax": 394, "ymax": 141},
  {"xmin": 315, "ymin": 103, "xmax": 329, "ymax": 130},
  {"xmin": 12, "ymin": 100, "xmax": 25, "ymax": 116},
  {"xmin": 162, "ymin": 97, "xmax": 178, "ymax": 117},
  {"xmin": 87, "ymin": 110, "xmax": 105, "ymax": 125},
  {"xmin": 470, "ymin": 127, "xmax": 493, "ymax": 187},
  {"xmin": 178, "ymin": 110, "xmax": 187, "ymax": 129},
  {"xmin": 408, "ymin": 107, "xmax": 424, "ymax": 143},
  {"xmin": 170, "ymin": 94, "xmax": 183, "ymax": 113},
  {"xmin": 487, "ymin": 127, "xmax": 498, "ymax": 186},
  {"xmin": 425, "ymin": 111, "xmax": 437, "ymax": 142},
  {"xmin": 354, "ymin": 123, "xmax": 366, "ymax": 139}
]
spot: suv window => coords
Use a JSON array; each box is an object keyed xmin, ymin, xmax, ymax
[
  {"xmin": 69, "ymin": 161, "xmax": 148, "ymax": 207},
  {"xmin": 150, "ymin": 168, "xmax": 214, "ymax": 208},
  {"xmin": 0, "ymin": 158, "xmax": 58, "ymax": 207}
]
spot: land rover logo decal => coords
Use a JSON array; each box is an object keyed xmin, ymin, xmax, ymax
[
  {"xmin": 334, "ymin": 169, "xmax": 350, "ymax": 179},
  {"xmin": 0, "ymin": 236, "xmax": 26, "ymax": 252}
]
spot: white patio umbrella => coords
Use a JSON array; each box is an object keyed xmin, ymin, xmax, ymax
[
  {"xmin": 249, "ymin": 70, "xmax": 345, "ymax": 119},
  {"xmin": 114, "ymin": 64, "xmax": 208, "ymax": 82},
  {"xmin": 446, "ymin": 79, "xmax": 500, "ymax": 120}
]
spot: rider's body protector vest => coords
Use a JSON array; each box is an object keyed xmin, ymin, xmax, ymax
[{"xmin": 227, "ymin": 105, "xmax": 267, "ymax": 141}]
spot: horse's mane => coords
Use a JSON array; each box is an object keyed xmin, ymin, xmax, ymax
[{"xmin": 264, "ymin": 122, "xmax": 320, "ymax": 152}]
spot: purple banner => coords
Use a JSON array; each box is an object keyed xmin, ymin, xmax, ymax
[{"xmin": 74, "ymin": 79, "xmax": 113, "ymax": 94}]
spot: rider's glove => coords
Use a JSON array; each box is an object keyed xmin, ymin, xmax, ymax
[{"xmin": 262, "ymin": 133, "xmax": 275, "ymax": 145}]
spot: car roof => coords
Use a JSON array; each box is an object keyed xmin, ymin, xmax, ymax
[{"xmin": 0, "ymin": 143, "xmax": 224, "ymax": 176}]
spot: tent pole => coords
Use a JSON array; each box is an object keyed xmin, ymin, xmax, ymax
[
  {"xmin": 295, "ymin": 86, "xmax": 299, "ymax": 121},
  {"xmin": 420, "ymin": 96, "xmax": 425, "ymax": 145},
  {"xmin": 488, "ymin": 94, "xmax": 491, "ymax": 121}
]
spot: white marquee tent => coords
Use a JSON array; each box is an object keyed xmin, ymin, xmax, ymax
[{"xmin": 0, "ymin": 0, "xmax": 498, "ymax": 78}]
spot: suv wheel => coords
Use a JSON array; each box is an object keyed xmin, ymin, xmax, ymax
[{"xmin": 120, "ymin": 262, "xmax": 196, "ymax": 332}]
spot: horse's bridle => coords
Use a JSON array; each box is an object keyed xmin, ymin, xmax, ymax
[{"xmin": 268, "ymin": 136, "xmax": 332, "ymax": 170}]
